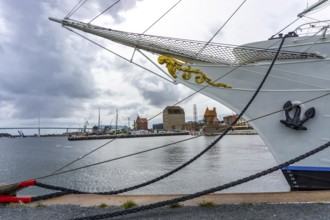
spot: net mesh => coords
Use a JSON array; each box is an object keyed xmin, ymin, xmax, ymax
[{"xmin": 62, "ymin": 18, "xmax": 322, "ymax": 65}]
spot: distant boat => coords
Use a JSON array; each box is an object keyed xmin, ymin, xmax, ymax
[{"xmin": 50, "ymin": 1, "xmax": 330, "ymax": 190}]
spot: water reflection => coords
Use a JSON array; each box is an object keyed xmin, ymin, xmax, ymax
[{"xmin": 0, "ymin": 135, "xmax": 290, "ymax": 195}]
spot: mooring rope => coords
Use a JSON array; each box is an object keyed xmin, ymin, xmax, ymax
[
  {"xmin": 32, "ymin": 91, "xmax": 329, "ymax": 183},
  {"xmin": 45, "ymin": 134, "xmax": 125, "ymax": 177},
  {"xmin": 37, "ymin": 24, "xmax": 248, "ymax": 181},
  {"xmin": 69, "ymin": 140, "xmax": 330, "ymax": 220},
  {"xmin": 13, "ymin": 87, "xmax": 328, "ymax": 204},
  {"xmin": 33, "ymin": 135, "xmax": 202, "ymax": 181},
  {"xmin": 29, "ymin": 33, "xmax": 289, "ymax": 202}
]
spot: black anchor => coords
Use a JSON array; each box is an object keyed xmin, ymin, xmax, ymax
[{"xmin": 280, "ymin": 100, "xmax": 315, "ymax": 130}]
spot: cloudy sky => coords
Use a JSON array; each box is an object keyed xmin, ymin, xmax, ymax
[{"xmin": 0, "ymin": 0, "xmax": 329, "ymax": 134}]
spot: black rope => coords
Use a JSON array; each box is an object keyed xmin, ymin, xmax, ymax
[
  {"xmin": 270, "ymin": 17, "xmax": 300, "ymax": 39},
  {"xmin": 67, "ymin": 0, "xmax": 88, "ymax": 18},
  {"xmin": 33, "ymin": 135, "xmax": 202, "ymax": 181},
  {"xmin": 70, "ymin": 140, "xmax": 330, "ymax": 220},
  {"xmin": 31, "ymin": 34, "xmax": 289, "ymax": 201},
  {"xmin": 89, "ymin": 0, "xmax": 120, "ymax": 24},
  {"xmin": 24, "ymin": 89, "xmax": 330, "ymax": 202},
  {"xmin": 42, "ymin": 135, "xmax": 123, "ymax": 178},
  {"xmin": 142, "ymin": 0, "xmax": 182, "ymax": 34},
  {"xmin": 32, "ymin": 191, "xmax": 68, "ymax": 202},
  {"xmin": 146, "ymin": 66, "xmax": 240, "ymax": 121},
  {"xmin": 197, "ymin": 0, "xmax": 247, "ymax": 55}
]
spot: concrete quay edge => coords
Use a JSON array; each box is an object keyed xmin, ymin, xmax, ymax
[{"xmin": 34, "ymin": 191, "xmax": 330, "ymax": 207}]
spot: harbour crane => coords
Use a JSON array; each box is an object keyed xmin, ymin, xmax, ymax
[{"xmin": 83, "ymin": 120, "xmax": 89, "ymax": 132}]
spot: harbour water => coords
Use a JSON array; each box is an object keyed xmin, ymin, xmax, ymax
[{"xmin": 0, "ymin": 135, "xmax": 289, "ymax": 196}]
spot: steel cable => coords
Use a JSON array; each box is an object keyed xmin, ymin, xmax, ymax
[
  {"xmin": 67, "ymin": 0, "xmax": 88, "ymax": 18},
  {"xmin": 70, "ymin": 140, "xmax": 330, "ymax": 220},
  {"xmin": 196, "ymin": 0, "xmax": 247, "ymax": 56},
  {"xmin": 89, "ymin": 0, "xmax": 120, "ymax": 24},
  {"xmin": 31, "ymin": 34, "xmax": 288, "ymax": 202}
]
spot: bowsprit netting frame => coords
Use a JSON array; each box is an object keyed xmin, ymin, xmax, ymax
[{"xmin": 49, "ymin": 17, "xmax": 323, "ymax": 65}]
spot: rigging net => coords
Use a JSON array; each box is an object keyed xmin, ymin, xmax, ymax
[{"xmin": 49, "ymin": 17, "xmax": 323, "ymax": 65}]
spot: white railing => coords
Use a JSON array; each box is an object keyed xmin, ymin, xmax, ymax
[{"xmin": 294, "ymin": 20, "xmax": 330, "ymax": 37}]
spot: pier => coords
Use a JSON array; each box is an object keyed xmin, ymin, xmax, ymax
[
  {"xmin": 0, "ymin": 127, "xmax": 91, "ymax": 137},
  {"xmin": 68, "ymin": 132, "xmax": 190, "ymax": 141},
  {"xmin": 34, "ymin": 191, "xmax": 330, "ymax": 207}
]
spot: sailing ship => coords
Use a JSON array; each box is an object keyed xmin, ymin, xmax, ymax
[{"xmin": 50, "ymin": 1, "xmax": 330, "ymax": 190}]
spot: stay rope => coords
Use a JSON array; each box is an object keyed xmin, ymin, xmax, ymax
[
  {"xmin": 29, "ymin": 90, "xmax": 328, "ymax": 184},
  {"xmin": 33, "ymin": 135, "xmax": 202, "ymax": 181},
  {"xmin": 68, "ymin": 139, "xmax": 330, "ymax": 220},
  {"xmin": 197, "ymin": 0, "xmax": 247, "ymax": 55},
  {"xmin": 66, "ymin": 0, "xmax": 88, "ymax": 18},
  {"xmin": 88, "ymin": 0, "xmax": 120, "ymax": 24},
  {"xmin": 3, "ymin": 5, "xmax": 329, "ymax": 219},
  {"xmin": 29, "ymin": 34, "xmax": 287, "ymax": 201},
  {"xmin": 5, "ymin": 30, "xmax": 329, "ymax": 204},
  {"xmin": 41, "ymin": 0, "xmax": 249, "ymax": 181}
]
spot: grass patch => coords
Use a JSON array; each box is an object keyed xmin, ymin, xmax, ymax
[
  {"xmin": 169, "ymin": 202, "xmax": 182, "ymax": 208},
  {"xmin": 241, "ymin": 202, "xmax": 253, "ymax": 206},
  {"xmin": 99, "ymin": 203, "xmax": 108, "ymax": 208},
  {"xmin": 198, "ymin": 201, "xmax": 215, "ymax": 208},
  {"xmin": 8, "ymin": 203, "xmax": 24, "ymax": 207},
  {"xmin": 315, "ymin": 201, "xmax": 326, "ymax": 205},
  {"xmin": 122, "ymin": 200, "xmax": 137, "ymax": 209},
  {"xmin": 9, "ymin": 202, "xmax": 27, "ymax": 207},
  {"xmin": 34, "ymin": 202, "xmax": 45, "ymax": 208}
]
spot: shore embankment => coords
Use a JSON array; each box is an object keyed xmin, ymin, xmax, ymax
[
  {"xmin": 2, "ymin": 191, "xmax": 330, "ymax": 220},
  {"xmin": 227, "ymin": 129, "xmax": 257, "ymax": 135},
  {"xmin": 68, "ymin": 129, "xmax": 258, "ymax": 141},
  {"xmin": 68, "ymin": 132, "xmax": 190, "ymax": 141},
  {"xmin": 31, "ymin": 191, "xmax": 330, "ymax": 206}
]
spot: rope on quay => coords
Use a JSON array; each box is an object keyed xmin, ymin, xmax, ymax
[
  {"xmin": 70, "ymin": 140, "xmax": 330, "ymax": 220},
  {"xmin": 47, "ymin": 0, "xmax": 288, "ymax": 181},
  {"xmin": 4, "ymin": 33, "xmax": 289, "ymax": 204}
]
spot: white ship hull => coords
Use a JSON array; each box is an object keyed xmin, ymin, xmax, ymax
[
  {"xmin": 49, "ymin": 16, "xmax": 330, "ymax": 189},
  {"xmin": 172, "ymin": 35, "xmax": 330, "ymax": 189}
]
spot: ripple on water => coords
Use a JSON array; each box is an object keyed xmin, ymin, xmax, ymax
[{"xmin": 2, "ymin": 136, "xmax": 290, "ymax": 195}]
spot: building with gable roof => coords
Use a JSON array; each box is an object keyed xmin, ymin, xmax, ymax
[
  {"xmin": 202, "ymin": 107, "xmax": 226, "ymax": 135},
  {"xmin": 135, "ymin": 116, "xmax": 148, "ymax": 130}
]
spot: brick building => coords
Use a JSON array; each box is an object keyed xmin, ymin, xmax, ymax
[
  {"xmin": 135, "ymin": 116, "xmax": 148, "ymax": 130},
  {"xmin": 163, "ymin": 106, "xmax": 185, "ymax": 131}
]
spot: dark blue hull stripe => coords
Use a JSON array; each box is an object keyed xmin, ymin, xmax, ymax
[{"xmin": 282, "ymin": 166, "xmax": 330, "ymax": 172}]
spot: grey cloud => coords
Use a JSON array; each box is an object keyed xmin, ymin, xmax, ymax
[
  {"xmin": 10, "ymin": 95, "xmax": 87, "ymax": 119},
  {"xmin": 66, "ymin": 0, "xmax": 142, "ymax": 23},
  {"xmin": 127, "ymin": 72, "xmax": 181, "ymax": 108},
  {"xmin": 0, "ymin": 0, "xmax": 167, "ymax": 124},
  {"xmin": 0, "ymin": 0, "xmax": 99, "ymax": 120}
]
